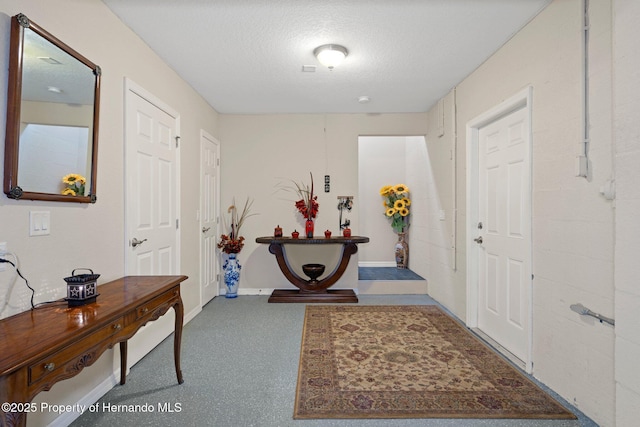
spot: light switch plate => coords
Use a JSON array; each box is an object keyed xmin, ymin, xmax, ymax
[{"xmin": 30, "ymin": 211, "xmax": 51, "ymax": 236}]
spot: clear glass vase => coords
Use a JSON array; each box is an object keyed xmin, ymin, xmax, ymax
[{"xmin": 394, "ymin": 232, "xmax": 409, "ymax": 269}]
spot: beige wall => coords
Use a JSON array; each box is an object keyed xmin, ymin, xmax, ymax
[
  {"xmin": 358, "ymin": 136, "xmax": 428, "ymax": 267},
  {"xmin": 358, "ymin": 136, "xmax": 410, "ymax": 264},
  {"xmin": 218, "ymin": 114, "xmax": 427, "ymax": 291},
  {"xmin": 613, "ymin": 0, "xmax": 640, "ymax": 425},
  {"xmin": 424, "ymin": 0, "xmax": 616, "ymax": 425},
  {"xmin": 1, "ymin": 0, "xmax": 633, "ymax": 426},
  {"xmin": 0, "ymin": 0, "xmax": 218, "ymax": 425}
]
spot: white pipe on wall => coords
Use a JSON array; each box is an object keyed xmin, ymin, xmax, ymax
[
  {"xmin": 451, "ymin": 88, "xmax": 458, "ymax": 271},
  {"xmin": 577, "ymin": 0, "xmax": 590, "ymax": 178}
]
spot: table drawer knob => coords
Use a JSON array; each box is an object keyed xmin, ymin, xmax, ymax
[
  {"xmin": 113, "ymin": 323, "xmax": 122, "ymax": 331},
  {"xmin": 44, "ymin": 362, "xmax": 55, "ymax": 372},
  {"xmin": 141, "ymin": 307, "xmax": 149, "ymax": 314}
]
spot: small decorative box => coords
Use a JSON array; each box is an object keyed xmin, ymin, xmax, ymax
[{"xmin": 64, "ymin": 268, "xmax": 100, "ymax": 307}]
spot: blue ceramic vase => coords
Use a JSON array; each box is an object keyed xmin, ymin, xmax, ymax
[{"xmin": 223, "ymin": 253, "xmax": 241, "ymax": 298}]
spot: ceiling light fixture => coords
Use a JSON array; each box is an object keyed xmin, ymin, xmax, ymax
[
  {"xmin": 38, "ymin": 56, "xmax": 62, "ymax": 65},
  {"xmin": 313, "ymin": 44, "xmax": 348, "ymax": 70}
]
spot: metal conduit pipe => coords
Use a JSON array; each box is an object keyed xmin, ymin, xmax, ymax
[
  {"xmin": 570, "ymin": 303, "xmax": 615, "ymax": 326},
  {"xmin": 576, "ymin": 0, "xmax": 590, "ymax": 178}
]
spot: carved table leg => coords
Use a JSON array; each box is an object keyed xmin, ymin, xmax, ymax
[
  {"xmin": 0, "ymin": 370, "xmax": 28, "ymax": 427},
  {"xmin": 119, "ymin": 341, "xmax": 127, "ymax": 385},
  {"xmin": 173, "ymin": 298, "xmax": 184, "ymax": 384}
]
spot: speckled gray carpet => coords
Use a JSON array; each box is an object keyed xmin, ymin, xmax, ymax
[
  {"xmin": 295, "ymin": 305, "xmax": 576, "ymax": 420},
  {"xmin": 69, "ymin": 296, "xmax": 593, "ymax": 427}
]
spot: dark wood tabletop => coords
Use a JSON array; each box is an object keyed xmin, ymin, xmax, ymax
[
  {"xmin": 255, "ymin": 236, "xmax": 369, "ymax": 244},
  {"xmin": 0, "ymin": 275, "xmax": 187, "ymax": 376}
]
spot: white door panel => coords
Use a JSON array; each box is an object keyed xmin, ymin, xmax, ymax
[
  {"xmin": 477, "ymin": 106, "xmax": 530, "ymax": 363},
  {"xmin": 124, "ymin": 81, "xmax": 180, "ymax": 370},
  {"xmin": 201, "ymin": 131, "xmax": 220, "ymax": 305},
  {"xmin": 126, "ymin": 90, "xmax": 178, "ymax": 274}
]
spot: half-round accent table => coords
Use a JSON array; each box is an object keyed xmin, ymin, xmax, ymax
[{"xmin": 255, "ymin": 236, "xmax": 369, "ymax": 303}]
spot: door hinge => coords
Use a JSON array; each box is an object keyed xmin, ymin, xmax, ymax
[
  {"xmin": 216, "ymin": 216, "xmax": 219, "ymax": 224},
  {"xmin": 216, "ymin": 158, "xmax": 220, "ymax": 166},
  {"xmin": 176, "ymin": 219, "xmax": 179, "ymax": 229},
  {"xmin": 175, "ymin": 136, "xmax": 180, "ymax": 148},
  {"xmin": 216, "ymin": 273, "xmax": 220, "ymax": 281}
]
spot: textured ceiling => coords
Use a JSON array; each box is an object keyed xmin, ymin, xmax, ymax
[
  {"xmin": 102, "ymin": 0, "xmax": 552, "ymax": 114},
  {"xmin": 23, "ymin": 26, "xmax": 96, "ymax": 105}
]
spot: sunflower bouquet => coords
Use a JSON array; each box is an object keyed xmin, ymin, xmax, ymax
[
  {"xmin": 61, "ymin": 173, "xmax": 86, "ymax": 196},
  {"xmin": 380, "ymin": 184, "xmax": 411, "ymax": 233}
]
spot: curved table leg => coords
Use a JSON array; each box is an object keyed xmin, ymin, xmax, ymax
[
  {"xmin": 119, "ymin": 341, "xmax": 127, "ymax": 385},
  {"xmin": 173, "ymin": 299, "xmax": 184, "ymax": 384},
  {"xmin": 267, "ymin": 242, "xmax": 359, "ymax": 303}
]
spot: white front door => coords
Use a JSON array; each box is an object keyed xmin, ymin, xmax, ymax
[
  {"xmin": 124, "ymin": 80, "xmax": 180, "ymax": 367},
  {"xmin": 200, "ymin": 130, "xmax": 220, "ymax": 305},
  {"xmin": 476, "ymin": 106, "xmax": 531, "ymax": 364}
]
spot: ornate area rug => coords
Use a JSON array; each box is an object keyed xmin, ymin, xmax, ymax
[{"xmin": 294, "ymin": 305, "xmax": 576, "ymax": 420}]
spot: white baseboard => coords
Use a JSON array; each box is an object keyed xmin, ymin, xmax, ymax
[
  {"xmin": 220, "ymin": 287, "xmax": 276, "ymax": 296},
  {"xmin": 220, "ymin": 288, "xmax": 360, "ymax": 296},
  {"xmin": 48, "ymin": 374, "xmax": 119, "ymax": 427},
  {"xmin": 358, "ymin": 261, "xmax": 396, "ymax": 268},
  {"xmin": 184, "ymin": 305, "xmax": 201, "ymax": 324}
]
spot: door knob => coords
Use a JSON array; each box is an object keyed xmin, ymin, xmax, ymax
[
  {"xmin": 473, "ymin": 236, "xmax": 483, "ymax": 244},
  {"xmin": 202, "ymin": 227, "xmax": 211, "ymax": 233},
  {"xmin": 131, "ymin": 237, "xmax": 147, "ymax": 248}
]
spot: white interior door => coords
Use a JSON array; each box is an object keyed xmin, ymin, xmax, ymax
[
  {"xmin": 475, "ymin": 105, "xmax": 531, "ymax": 365},
  {"xmin": 200, "ymin": 130, "xmax": 220, "ymax": 305},
  {"xmin": 125, "ymin": 87, "xmax": 179, "ymax": 275},
  {"xmin": 124, "ymin": 80, "xmax": 180, "ymax": 368}
]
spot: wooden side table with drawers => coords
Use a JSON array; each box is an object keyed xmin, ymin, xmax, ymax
[{"xmin": 0, "ymin": 275, "xmax": 188, "ymax": 427}]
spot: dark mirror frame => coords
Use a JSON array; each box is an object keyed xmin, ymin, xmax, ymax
[{"xmin": 3, "ymin": 13, "xmax": 101, "ymax": 203}]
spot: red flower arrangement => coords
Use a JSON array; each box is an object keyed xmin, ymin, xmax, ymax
[
  {"xmin": 293, "ymin": 172, "xmax": 319, "ymax": 219},
  {"xmin": 217, "ymin": 198, "xmax": 256, "ymax": 254},
  {"xmin": 217, "ymin": 235, "xmax": 245, "ymax": 254},
  {"xmin": 276, "ymin": 173, "xmax": 320, "ymax": 238}
]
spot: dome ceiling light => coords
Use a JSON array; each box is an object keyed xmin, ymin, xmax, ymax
[{"xmin": 313, "ymin": 44, "xmax": 348, "ymax": 70}]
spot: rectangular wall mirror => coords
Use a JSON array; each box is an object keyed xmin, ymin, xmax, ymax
[{"xmin": 3, "ymin": 13, "xmax": 101, "ymax": 203}]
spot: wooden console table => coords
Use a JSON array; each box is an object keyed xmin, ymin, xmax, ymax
[
  {"xmin": 0, "ymin": 275, "xmax": 188, "ymax": 427},
  {"xmin": 256, "ymin": 236, "xmax": 369, "ymax": 303}
]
